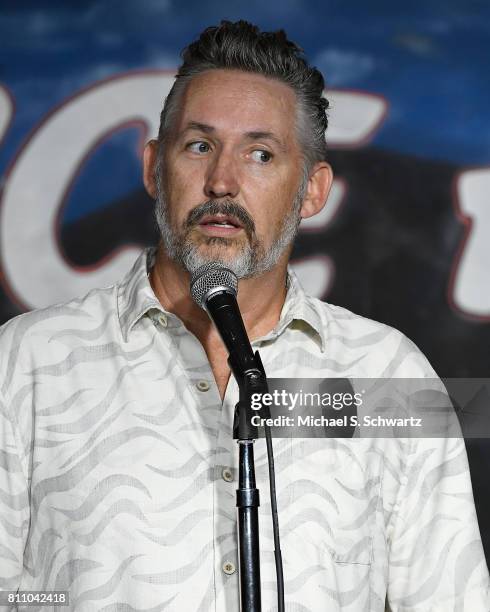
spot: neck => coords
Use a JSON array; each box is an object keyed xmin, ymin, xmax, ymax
[{"xmin": 149, "ymin": 244, "xmax": 289, "ymax": 347}]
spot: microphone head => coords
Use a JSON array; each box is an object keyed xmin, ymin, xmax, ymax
[{"xmin": 190, "ymin": 263, "xmax": 238, "ymax": 309}]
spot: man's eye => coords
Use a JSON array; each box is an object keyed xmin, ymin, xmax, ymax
[
  {"xmin": 187, "ymin": 141, "xmax": 210, "ymax": 154},
  {"xmin": 250, "ymin": 149, "xmax": 272, "ymax": 163}
]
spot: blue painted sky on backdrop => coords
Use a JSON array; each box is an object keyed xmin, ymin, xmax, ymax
[{"xmin": 1, "ymin": 0, "xmax": 489, "ymax": 221}]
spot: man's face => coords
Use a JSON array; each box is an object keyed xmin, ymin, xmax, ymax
[{"xmin": 154, "ymin": 69, "xmax": 307, "ymax": 278}]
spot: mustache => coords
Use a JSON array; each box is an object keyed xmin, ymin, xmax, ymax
[{"xmin": 185, "ymin": 200, "xmax": 255, "ymax": 235}]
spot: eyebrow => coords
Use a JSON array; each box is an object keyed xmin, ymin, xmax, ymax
[
  {"xmin": 183, "ymin": 121, "xmax": 215, "ymax": 135},
  {"xmin": 181, "ymin": 122, "xmax": 287, "ymax": 151}
]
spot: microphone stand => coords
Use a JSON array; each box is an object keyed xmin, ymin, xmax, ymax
[
  {"xmin": 229, "ymin": 350, "xmax": 269, "ymax": 612},
  {"xmin": 196, "ymin": 285, "xmax": 275, "ymax": 612}
]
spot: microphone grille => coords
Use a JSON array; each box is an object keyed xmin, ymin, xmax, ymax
[{"xmin": 190, "ymin": 263, "xmax": 238, "ymax": 308}]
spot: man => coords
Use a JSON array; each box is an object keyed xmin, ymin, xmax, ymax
[{"xmin": 0, "ymin": 20, "xmax": 488, "ymax": 611}]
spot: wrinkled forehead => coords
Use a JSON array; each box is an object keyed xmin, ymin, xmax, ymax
[{"xmin": 173, "ymin": 69, "xmax": 299, "ymax": 146}]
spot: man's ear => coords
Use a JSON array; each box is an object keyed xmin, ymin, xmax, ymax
[
  {"xmin": 143, "ymin": 139, "xmax": 160, "ymax": 199},
  {"xmin": 300, "ymin": 162, "xmax": 334, "ymax": 220}
]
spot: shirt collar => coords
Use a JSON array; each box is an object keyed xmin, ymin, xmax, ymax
[
  {"xmin": 117, "ymin": 247, "xmax": 327, "ymax": 351},
  {"xmin": 260, "ymin": 265, "xmax": 327, "ymax": 352},
  {"xmin": 117, "ymin": 247, "xmax": 163, "ymax": 342}
]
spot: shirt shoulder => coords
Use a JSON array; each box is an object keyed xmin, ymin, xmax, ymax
[
  {"xmin": 308, "ymin": 296, "xmax": 438, "ymax": 378},
  {"xmin": 0, "ymin": 284, "xmax": 119, "ymax": 398}
]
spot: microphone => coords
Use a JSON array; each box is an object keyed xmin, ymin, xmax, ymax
[{"xmin": 190, "ymin": 262, "xmax": 259, "ymax": 378}]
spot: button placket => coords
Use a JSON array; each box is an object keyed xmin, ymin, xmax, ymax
[{"xmin": 214, "ymin": 395, "xmax": 240, "ymax": 596}]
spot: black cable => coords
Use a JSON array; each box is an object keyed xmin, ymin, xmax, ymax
[{"xmin": 264, "ymin": 423, "xmax": 285, "ymax": 612}]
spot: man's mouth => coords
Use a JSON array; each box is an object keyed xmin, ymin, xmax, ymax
[
  {"xmin": 198, "ymin": 214, "xmax": 243, "ymax": 228},
  {"xmin": 197, "ymin": 214, "xmax": 244, "ymax": 236}
]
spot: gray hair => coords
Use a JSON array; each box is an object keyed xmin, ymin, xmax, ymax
[{"xmin": 157, "ymin": 20, "xmax": 329, "ymax": 171}]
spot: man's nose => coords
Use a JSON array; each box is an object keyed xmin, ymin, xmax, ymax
[{"xmin": 204, "ymin": 150, "xmax": 239, "ymax": 199}]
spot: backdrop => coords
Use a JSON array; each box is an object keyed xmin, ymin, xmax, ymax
[{"xmin": 1, "ymin": 0, "xmax": 489, "ymax": 560}]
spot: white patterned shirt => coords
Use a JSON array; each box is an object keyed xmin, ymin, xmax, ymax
[{"xmin": 0, "ymin": 248, "xmax": 488, "ymax": 611}]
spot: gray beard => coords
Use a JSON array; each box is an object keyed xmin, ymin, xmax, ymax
[{"xmin": 154, "ymin": 169, "xmax": 306, "ymax": 279}]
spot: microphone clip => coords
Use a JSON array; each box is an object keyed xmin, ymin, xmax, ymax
[{"xmin": 231, "ymin": 349, "xmax": 269, "ymax": 441}]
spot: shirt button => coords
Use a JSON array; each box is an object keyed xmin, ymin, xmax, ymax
[
  {"xmin": 222, "ymin": 561, "xmax": 236, "ymax": 575},
  {"xmin": 156, "ymin": 313, "xmax": 168, "ymax": 327},
  {"xmin": 222, "ymin": 467, "xmax": 234, "ymax": 482},
  {"xmin": 196, "ymin": 380, "xmax": 210, "ymax": 392}
]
